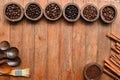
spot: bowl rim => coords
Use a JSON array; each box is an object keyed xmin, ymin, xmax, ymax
[
  {"xmin": 24, "ymin": 2, "xmax": 43, "ymax": 21},
  {"xmin": 84, "ymin": 62, "xmax": 103, "ymax": 80},
  {"xmin": 63, "ymin": 2, "xmax": 80, "ymax": 22},
  {"xmin": 81, "ymin": 3, "xmax": 99, "ymax": 22},
  {"xmin": 44, "ymin": 2, "xmax": 62, "ymax": 21},
  {"xmin": 3, "ymin": 2, "xmax": 24, "ymax": 22},
  {"xmin": 100, "ymin": 4, "xmax": 117, "ymax": 24}
]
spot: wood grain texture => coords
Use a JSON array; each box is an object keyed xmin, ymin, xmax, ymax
[
  {"xmin": 60, "ymin": 0, "xmax": 73, "ymax": 80},
  {"xmin": 97, "ymin": 0, "xmax": 112, "ymax": 80},
  {"xmin": 0, "ymin": 0, "xmax": 120, "ymax": 80},
  {"xmin": 34, "ymin": 0, "xmax": 47, "ymax": 80},
  {"xmin": 0, "ymin": 0, "xmax": 10, "ymax": 80}
]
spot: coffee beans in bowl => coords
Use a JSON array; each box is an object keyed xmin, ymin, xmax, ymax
[
  {"xmin": 84, "ymin": 62, "xmax": 103, "ymax": 80},
  {"xmin": 81, "ymin": 4, "xmax": 99, "ymax": 22},
  {"xmin": 24, "ymin": 2, "xmax": 43, "ymax": 21},
  {"xmin": 63, "ymin": 3, "xmax": 80, "ymax": 22},
  {"xmin": 44, "ymin": 2, "xmax": 62, "ymax": 21},
  {"xmin": 4, "ymin": 2, "xmax": 24, "ymax": 22},
  {"xmin": 100, "ymin": 5, "xmax": 117, "ymax": 23}
]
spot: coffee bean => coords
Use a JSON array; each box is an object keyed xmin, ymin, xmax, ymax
[
  {"xmin": 45, "ymin": 3, "xmax": 61, "ymax": 19},
  {"xmin": 26, "ymin": 3, "xmax": 41, "ymax": 19},
  {"xmin": 65, "ymin": 5, "xmax": 79, "ymax": 20},
  {"xmin": 5, "ymin": 4, "xmax": 21, "ymax": 19},
  {"xmin": 83, "ymin": 5, "xmax": 97, "ymax": 20},
  {"xmin": 102, "ymin": 6, "xmax": 115, "ymax": 21}
]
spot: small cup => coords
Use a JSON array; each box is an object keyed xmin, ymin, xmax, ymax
[
  {"xmin": 81, "ymin": 4, "xmax": 99, "ymax": 22},
  {"xmin": 4, "ymin": 2, "xmax": 24, "ymax": 22},
  {"xmin": 63, "ymin": 3, "xmax": 80, "ymax": 22},
  {"xmin": 44, "ymin": 2, "xmax": 62, "ymax": 21},
  {"xmin": 100, "ymin": 4, "xmax": 117, "ymax": 24},
  {"xmin": 24, "ymin": 2, "xmax": 43, "ymax": 21},
  {"xmin": 84, "ymin": 62, "xmax": 103, "ymax": 80}
]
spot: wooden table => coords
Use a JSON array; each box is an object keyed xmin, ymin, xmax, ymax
[{"xmin": 0, "ymin": 0, "xmax": 120, "ymax": 80}]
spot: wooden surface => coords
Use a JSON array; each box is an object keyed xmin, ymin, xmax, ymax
[{"xmin": 0, "ymin": 0, "xmax": 120, "ymax": 80}]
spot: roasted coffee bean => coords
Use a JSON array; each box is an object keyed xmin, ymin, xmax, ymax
[
  {"xmin": 83, "ymin": 5, "xmax": 97, "ymax": 20},
  {"xmin": 102, "ymin": 6, "xmax": 115, "ymax": 21},
  {"xmin": 26, "ymin": 3, "xmax": 41, "ymax": 19},
  {"xmin": 5, "ymin": 4, "xmax": 21, "ymax": 19},
  {"xmin": 45, "ymin": 3, "xmax": 61, "ymax": 19},
  {"xmin": 65, "ymin": 5, "xmax": 79, "ymax": 19}
]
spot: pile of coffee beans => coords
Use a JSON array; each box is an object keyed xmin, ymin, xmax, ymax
[
  {"xmin": 45, "ymin": 3, "xmax": 61, "ymax": 20},
  {"xmin": 83, "ymin": 5, "xmax": 97, "ymax": 20},
  {"xmin": 65, "ymin": 5, "xmax": 79, "ymax": 20},
  {"xmin": 86, "ymin": 65, "xmax": 101, "ymax": 79},
  {"xmin": 5, "ymin": 4, "xmax": 21, "ymax": 19},
  {"xmin": 26, "ymin": 3, "xmax": 41, "ymax": 19},
  {"xmin": 102, "ymin": 6, "xmax": 115, "ymax": 21}
]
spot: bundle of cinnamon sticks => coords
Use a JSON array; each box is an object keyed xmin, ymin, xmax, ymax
[{"xmin": 104, "ymin": 33, "xmax": 120, "ymax": 80}]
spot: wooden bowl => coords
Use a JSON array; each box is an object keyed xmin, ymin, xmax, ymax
[
  {"xmin": 81, "ymin": 3, "xmax": 99, "ymax": 22},
  {"xmin": 63, "ymin": 3, "xmax": 80, "ymax": 22},
  {"xmin": 44, "ymin": 2, "xmax": 62, "ymax": 21},
  {"xmin": 24, "ymin": 2, "xmax": 43, "ymax": 21},
  {"xmin": 4, "ymin": 2, "xmax": 24, "ymax": 22},
  {"xmin": 100, "ymin": 4, "xmax": 117, "ymax": 24},
  {"xmin": 84, "ymin": 62, "xmax": 103, "ymax": 80}
]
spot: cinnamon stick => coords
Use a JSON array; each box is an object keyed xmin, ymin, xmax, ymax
[
  {"xmin": 104, "ymin": 63, "xmax": 120, "ymax": 77},
  {"xmin": 109, "ymin": 58, "xmax": 120, "ymax": 69},
  {"xmin": 111, "ymin": 46, "xmax": 120, "ymax": 54},
  {"xmin": 104, "ymin": 68, "xmax": 119, "ymax": 80},
  {"xmin": 110, "ymin": 55, "xmax": 120, "ymax": 68},
  {"xmin": 106, "ymin": 33, "xmax": 120, "ymax": 43},
  {"xmin": 115, "ymin": 43, "xmax": 120, "ymax": 48},
  {"xmin": 104, "ymin": 60, "xmax": 120, "ymax": 76}
]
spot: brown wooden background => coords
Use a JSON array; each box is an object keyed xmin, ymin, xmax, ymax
[{"xmin": 0, "ymin": 0, "xmax": 120, "ymax": 80}]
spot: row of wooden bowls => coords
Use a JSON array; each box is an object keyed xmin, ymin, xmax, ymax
[{"xmin": 4, "ymin": 2, "xmax": 117, "ymax": 23}]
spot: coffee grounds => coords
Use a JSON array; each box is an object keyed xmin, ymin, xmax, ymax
[
  {"xmin": 26, "ymin": 3, "xmax": 41, "ymax": 19},
  {"xmin": 5, "ymin": 4, "xmax": 21, "ymax": 19},
  {"xmin": 65, "ymin": 5, "xmax": 79, "ymax": 19},
  {"xmin": 83, "ymin": 5, "xmax": 97, "ymax": 20},
  {"xmin": 45, "ymin": 3, "xmax": 61, "ymax": 19},
  {"xmin": 102, "ymin": 6, "xmax": 115, "ymax": 21},
  {"xmin": 86, "ymin": 65, "xmax": 101, "ymax": 79}
]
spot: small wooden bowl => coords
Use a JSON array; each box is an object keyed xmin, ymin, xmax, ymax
[
  {"xmin": 84, "ymin": 62, "xmax": 103, "ymax": 80},
  {"xmin": 44, "ymin": 2, "xmax": 62, "ymax": 21},
  {"xmin": 63, "ymin": 3, "xmax": 80, "ymax": 22},
  {"xmin": 81, "ymin": 3, "xmax": 99, "ymax": 22},
  {"xmin": 100, "ymin": 4, "xmax": 117, "ymax": 24},
  {"xmin": 4, "ymin": 2, "xmax": 24, "ymax": 22},
  {"xmin": 24, "ymin": 2, "xmax": 43, "ymax": 21}
]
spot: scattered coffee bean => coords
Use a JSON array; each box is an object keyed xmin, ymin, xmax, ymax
[
  {"xmin": 45, "ymin": 3, "xmax": 61, "ymax": 19},
  {"xmin": 86, "ymin": 65, "xmax": 101, "ymax": 79},
  {"xmin": 65, "ymin": 5, "xmax": 79, "ymax": 20},
  {"xmin": 26, "ymin": 3, "xmax": 41, "ymax": 19},
  {"xmin": 102, "ymin": 6, "xmax": 115, "ymax": 21},
  {"xmin": 5, "ymin": 4, "xmax": 21, "ymax": 19},
  {"xmin": 83, "ymin": 5, "xmax": 97, "ymax": 20}
]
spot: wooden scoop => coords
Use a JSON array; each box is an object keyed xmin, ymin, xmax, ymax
[{"xmin": 0, "ymin": 63, "xmax": 12, "ymax": 74}]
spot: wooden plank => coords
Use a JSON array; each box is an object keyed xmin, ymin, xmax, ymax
[
  {"xmin": 47, "ymin": 0, "xmax": 61, "ymax": 80},
  {"xmin": 59, "ymin": 0, "xmax": 73, "ymax": 80},
  {"xmin": 34, "ymin": 0, "xmax": 47, "ymax": 80},
  {"xmin": 72, "ymin": 0, "xmax": 86, "ymax": 80},
  {"xmin": 20, "ymin": 0, "xmax": 35, "ymax": 80},
  {"xmin": 9, "ymin": 0, "xmax": 23, "ymax": 80},
  {"xmin": 84, "ymin": 0, "xmax": 98, "ymax": 64},
  {"xmin": 97, "ymin": 0, "xmax": 112, "ymax": 80},
  {"xmin": 0, "ymin": 0, "xmax": 10, "ymax": 80}
]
